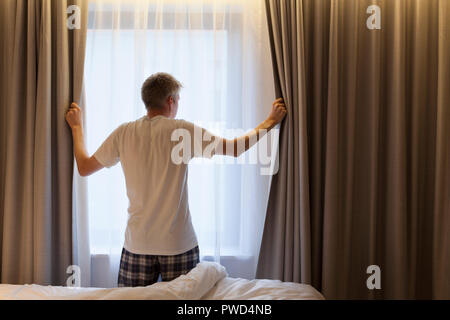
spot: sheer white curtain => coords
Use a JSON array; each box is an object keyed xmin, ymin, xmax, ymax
[{"xmin": 78, "ymin": 0, "xmax": 275, "ymax": 288}]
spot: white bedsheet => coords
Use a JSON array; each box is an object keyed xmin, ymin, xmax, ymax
[{"xmin": 0, "ymin": 262, "xmax": 324, "ymax": 300}]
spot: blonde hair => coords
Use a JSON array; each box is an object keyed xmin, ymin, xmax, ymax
[{"xmin": 141, "ymin": 72, "xmax": 183, "ymax": 110}]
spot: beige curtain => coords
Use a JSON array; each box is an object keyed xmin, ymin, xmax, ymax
[
  {"xmin": 0, "ymin": 0, "xmax": 88, "ymax": 285},
  {"xmin": 257, "ymin": 0, "xmax": 449, "ymax": 299}
]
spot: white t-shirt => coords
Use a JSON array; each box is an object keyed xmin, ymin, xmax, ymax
[{"xmin": 93, "ymin": 115, "xmax": 219, "ymax": 255}]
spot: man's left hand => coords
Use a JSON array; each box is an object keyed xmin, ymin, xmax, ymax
[{"xmin": 66, "ymin": 102, "xmax": 83, "ymax": 129}]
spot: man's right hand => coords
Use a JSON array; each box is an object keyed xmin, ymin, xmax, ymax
[{"xmin": 267, "ymin": 98, "xmax": 287, "ymax": 124}]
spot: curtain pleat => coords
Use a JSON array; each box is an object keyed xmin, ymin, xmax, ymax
[{"xmin": 434, "ymin": 0, "xmax": 450, "ymax": 300}]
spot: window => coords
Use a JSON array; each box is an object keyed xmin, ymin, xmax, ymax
[{"xmin": 82, "ymin": 0, "xmax": 274, "ymax": 284}]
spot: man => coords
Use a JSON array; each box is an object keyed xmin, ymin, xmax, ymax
[{"xmin": 65, "ymin": 72, "xmax": 286, "ymax": 287}]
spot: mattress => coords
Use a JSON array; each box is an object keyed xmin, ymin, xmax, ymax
[{"xmin": 0, "ymin": 262, "xmax": 324, "ymax": 300}]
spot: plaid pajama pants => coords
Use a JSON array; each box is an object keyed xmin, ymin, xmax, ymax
[{"xmin": 117, "ymin": 246, "xmax": 200, "ymax": 287}]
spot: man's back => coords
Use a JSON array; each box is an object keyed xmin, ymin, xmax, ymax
[{"xmin": 93, "ymin": 115, "xmax": 202, "ymax": 255}]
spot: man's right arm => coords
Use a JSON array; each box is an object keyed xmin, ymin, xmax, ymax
[{"xmin": 215, "ymin": 98, "xmax": 287, "ymax": 157}]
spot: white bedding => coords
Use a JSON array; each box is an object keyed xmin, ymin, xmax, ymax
[{"xmin": 0, "ymin": 262, "xmax": 324, "ymax": 300}]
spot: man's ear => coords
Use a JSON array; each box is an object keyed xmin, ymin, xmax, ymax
[
  {"xmin": 167, "ymin": 96, "xmax": 173, "ymax": 108},
  {"xmin": 166, "ymin": 96, "xmax": 174, "ymax": 113}
]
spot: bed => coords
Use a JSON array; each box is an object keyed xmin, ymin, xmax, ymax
[{"xmin": 0, "ymin": 262, "xmax": 324, "ymax": 300}]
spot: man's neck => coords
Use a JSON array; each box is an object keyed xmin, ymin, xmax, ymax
[{"xmin": 147, "ymin": 110, "xmax": 170, "ymax": 119}]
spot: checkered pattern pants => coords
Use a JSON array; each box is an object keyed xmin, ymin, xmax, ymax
[{"xmin": 117, "ymin": 246, "xmax": 200, "ymax": 287}]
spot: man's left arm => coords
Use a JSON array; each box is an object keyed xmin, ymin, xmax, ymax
[{"xmin": 66, "ymin": 103, "xmax": 104, "ymax": 177}]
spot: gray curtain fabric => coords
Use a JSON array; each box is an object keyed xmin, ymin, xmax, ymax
[
  {"xmin": 257, "ymin": 0, "xmax": 449, "ymax": 299},
  {"xmin": 0, "ymin": 0, "xmax": 88, "ymax": 285}
]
